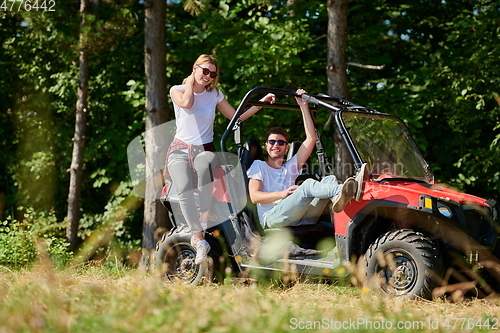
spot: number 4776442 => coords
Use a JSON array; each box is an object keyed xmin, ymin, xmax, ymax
[{"xmin": 1, "ymin": 0, "xmax": 56, "ymax": 11}]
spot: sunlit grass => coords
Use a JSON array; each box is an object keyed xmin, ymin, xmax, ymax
[{"xmin": 1, "ymin": 257, "xmax": 499, "ymax": 333}]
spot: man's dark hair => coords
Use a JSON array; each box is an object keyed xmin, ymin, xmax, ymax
[{"xmin": 266, "ymin": 126, "xmax": 290, "ymax": 143}]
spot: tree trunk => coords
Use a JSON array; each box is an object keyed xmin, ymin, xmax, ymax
[
  {"xmin": 66, "ymin": 0, "xmax": 90, "ymax": 251},
  {"xmin": 326, "ymin": 0, "xmax": 352, "ymax": 181},
  {"xmin": 142, "ymin": 0, "xmax": 168, "ymax": 267},
  {"xmin": 326, "ymin": 0, "xmax": 349, "ymax": 100}
]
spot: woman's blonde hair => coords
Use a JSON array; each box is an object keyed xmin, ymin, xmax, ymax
[{"xmin": 183, "ymin": 54, "xmax": 220, "ymax": 93}]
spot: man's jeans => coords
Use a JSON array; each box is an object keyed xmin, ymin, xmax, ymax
[{"xmin": 264, "ymin": 175, "xmax": 341, "ymax": 228}]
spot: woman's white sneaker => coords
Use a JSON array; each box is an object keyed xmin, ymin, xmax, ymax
[{"xmin": 193, "ymin": 239, "xmax": 210, "ymax": 265}]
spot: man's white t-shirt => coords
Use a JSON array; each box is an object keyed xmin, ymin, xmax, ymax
[
  {"xmin": 247, "ymin": 155, "xmax": 301, "ymax": 227},
  {"xmin": 171, "ymin": 85, "xmax": 225, "ymax": 145}
]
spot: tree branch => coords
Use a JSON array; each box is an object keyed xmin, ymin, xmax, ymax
[
  {"xmin": 493, "ymin": 92, "xmax": 500, "ymax": 106},
  {"xmin": 347, "ymin": 62, "xmax": 385, "ymax": 70}
]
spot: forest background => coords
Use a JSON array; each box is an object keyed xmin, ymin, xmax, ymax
[{"xmin": 0, "ymin": 0, "xmax": 499, "ymax": 266}]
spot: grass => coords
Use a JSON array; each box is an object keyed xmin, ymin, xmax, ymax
[{"xmin": 1, "ymin": 257, "xmax": 499, "ymax": 333}]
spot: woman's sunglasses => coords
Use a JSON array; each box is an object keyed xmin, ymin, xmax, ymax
[
  {"xmin": 197, "ymin": 65, "xmax": 218, "ymax": 78},
  {"xmin": 267, "ymin": 139, "xmax": 288, "ymax": 146}
]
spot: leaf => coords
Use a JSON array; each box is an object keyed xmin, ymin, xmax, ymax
[{"xmin": 258, "ymin": 17, "xmax": 269, "ymax": 25}]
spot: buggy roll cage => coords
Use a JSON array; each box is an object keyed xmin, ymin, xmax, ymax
[{"xmin": 220, "ymin": 87, "xmax": 381, "ymax": 168}]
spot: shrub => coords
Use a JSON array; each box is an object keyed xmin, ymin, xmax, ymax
[
  {"xmin": 0, "ymin": 182, "xmax": 143, "ymax": 269},
  {"xmin": 0, "ymin": 218, "xmax": 37, "ymax": 267},
  {"xmin": 0, "ymin": 208, "xmax": 72, "ymax": 269}
]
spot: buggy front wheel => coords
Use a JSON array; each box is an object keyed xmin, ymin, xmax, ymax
[{"xmin": 364, "ymin": 229, "xmax": 443, "ymax": 299}]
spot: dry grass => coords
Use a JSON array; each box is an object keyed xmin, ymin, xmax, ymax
[{"xmin": 0, "ymin": 258, "xmax": 499, "ymax": 333}]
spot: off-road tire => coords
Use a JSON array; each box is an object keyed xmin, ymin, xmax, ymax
[
  {"xmin": 154, "ymin": 233, "xmax": 219, "ymax": 285},
  {"xmin": 365, "ymin": 229, "xmax": 443, "ymax": 299}
]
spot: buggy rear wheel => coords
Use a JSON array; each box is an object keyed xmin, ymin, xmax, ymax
[
  {"xmin": 155, "ymin": 234, "xmax": 214, "ymax": 285},
  {"xmin": 365, "ymin": 229, "xmax": 443, "ymax": 299}
]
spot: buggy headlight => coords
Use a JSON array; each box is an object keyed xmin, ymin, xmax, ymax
[{"xmin": 437, "ymin": 202, "xmax": 452, "ymax": 218}]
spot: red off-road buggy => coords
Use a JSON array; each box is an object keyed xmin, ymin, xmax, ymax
[{"xmin": 155, "ymin": 87, "xmax": 500, "ymax": 299}]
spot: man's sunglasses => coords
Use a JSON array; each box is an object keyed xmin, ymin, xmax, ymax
[
  {"xmin": 197, "ymin": 65, "xmax": 218, "ymax": 78},
  {"xmin": 267, "ymin": 139, "xmax": 288, "ymax": 146}
]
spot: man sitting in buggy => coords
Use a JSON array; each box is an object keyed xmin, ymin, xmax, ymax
[{"xmin": 247, "ymin": 89, "xmax": 368, "ymax": 230}]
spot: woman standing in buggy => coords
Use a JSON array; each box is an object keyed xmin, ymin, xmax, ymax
[{"xmin": 165, "ymin": 54, "xmax": 275, "ymax": 264}]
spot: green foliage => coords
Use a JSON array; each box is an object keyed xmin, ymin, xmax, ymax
[
  {"xmin": 0, "ymin": 0, "xmax": 145, "ymax": 219},
  {"xmin": 0, "ymin": 218, "xmax": 37, "ymax": 267},
  {"xmin": 78, "ymin": 181, "xmax": 142, "ymax": 251},
  {"xmin": 347, "ymin": 0, "xmax": 500, "ymax": 198},
  {"xmin": 0, "ymin": 180, "xmax": 141, "ymax": 269},
  {"xmin": 0, "ymin": 209, "xmax": 72, "ymax": 269}
]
